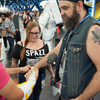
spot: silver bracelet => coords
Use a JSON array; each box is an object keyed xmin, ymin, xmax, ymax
[{"xmin": 20, "ymin": 67, "xmax": 23, "ymax": 73}]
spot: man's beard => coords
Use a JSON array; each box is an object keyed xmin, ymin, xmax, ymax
[{"xmin": 62, "ymin": 6, "xmax": 80, "ymax": 30}]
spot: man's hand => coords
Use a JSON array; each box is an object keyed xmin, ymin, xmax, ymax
[
  {"xmin": 22, "ymin": 65, "xmax": 31, "ymax": 73},
  {"xmin": 25, "ymin": 70, "xmax": 32, "ymax": 81},
  {"xmin": 52, "ymin": 73, "xmax": 55, "ymax": 83}
]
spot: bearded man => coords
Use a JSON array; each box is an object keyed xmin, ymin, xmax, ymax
[{"xmin": 33, "ymin": 0, "xmax": 100, "ymax": 100}]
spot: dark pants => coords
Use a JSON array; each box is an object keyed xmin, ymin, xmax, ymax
[
  {"xmin": 3, "ymin": 37, "xmax": 7, "ymax": 48},
  {"xmin": 23, "ymin": 23, "xmax": 27, "ymax": 29},
  {"xmin": 19, "ymin": 73, "xmax": 45, "ymax": 100},
  {"xmin": 58, "ymin": 95, "xmax": 61, "ymax": 100},
  {"xmin": 7, "ymin": 37, "xmax": 14, "ymax": 56}
]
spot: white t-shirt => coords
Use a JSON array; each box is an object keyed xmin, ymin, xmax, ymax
[{"xmin": 59, "ymin": 50, "xmax": 67, "ymax": 90}]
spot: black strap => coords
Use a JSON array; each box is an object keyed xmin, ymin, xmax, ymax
[
  {"xmin": 43, "ymin": 41, "xmax": 45, "ymax": 45},
  {"xmin": 21, "ymin": 41, "xmax": 23, "ymax": 47}
]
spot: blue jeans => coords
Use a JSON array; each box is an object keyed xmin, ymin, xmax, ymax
[
  {"xmin": 7, "ymin": 37, "xmax": 14, "ymax": 56},
  {"xmin": 19, "ymin": 73, "xmax": 45, "ymax": 100}
]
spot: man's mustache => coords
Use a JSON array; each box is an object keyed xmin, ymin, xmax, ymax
[{"xmin": 62, "ymin": 14, "xmax": 68, "ymax": 20}]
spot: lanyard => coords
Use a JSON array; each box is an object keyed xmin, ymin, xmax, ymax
[
  {"xmin": 79, "ymin": 14, "xmax": 90, "ymax": 24},
  {"xmin": 71, "ymin": 14, "xmax": 90, "ymax": 32},
  {"xmin": 66, "ymin": 14, "xmax": 90, "ymax": 51}
]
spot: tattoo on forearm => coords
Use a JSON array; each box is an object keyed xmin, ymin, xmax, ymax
[
  {"xmin": 91, "ymin": 27, "xmax": 100, "ymax": 45},
  {"xmin": 46, "ymin": 52, "xmax": 57, "ymax": 64}
]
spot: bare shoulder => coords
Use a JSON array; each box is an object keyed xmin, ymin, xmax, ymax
[
  {"xmin": 17, "ymin": 39, "xmax": 25, "ymax": 46},
  {"xmin": 86, "ymin": 24, "xmax": 100, "ymax": 68},
  {"xmin": 88, "ymin": 24, "xmax": 100, "ymax": 37},
  {"xmin": 43, "ymin": 41, "xmax": 47, "ymax": 45},
  {"xmin": 87, "ymin": 24, "xmax": 100, "ymax": 43},
  {"xmin": 38, "ymin": 39, "xmax": 46, "ymax": 45},
  {"xmin": 17, "ymin": 41, "xmax": 22, "ymax": 45},
  {"xmin": 87, "ymin": 24, "xmax": 100, "ymax": 45}
]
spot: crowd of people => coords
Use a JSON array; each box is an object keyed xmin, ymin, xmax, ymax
[
  {"xmin": 0, "ymin": 0, "xmax": 100, "ymax": 100},
  {"xmin": 0, "ymin": 8, "xmax": 55, "ymax": 100},
  {"xmin": 21, "ymin": 9, "xmax": 40, "ymax": 29},
  {"xmin": 0, "ymin": 9, "xmax": 40, "ymax": 59}
]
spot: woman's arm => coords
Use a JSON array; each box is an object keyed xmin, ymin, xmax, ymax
[
  {"xmin": 0, "ymin": 78, "xmax": 24, "ymax": 100},
  {"xmin": 6, "ymin": 68, "xmax": 21, "ymax": 75},
  {"xmin": 6, "ymin": 65, "xmax": 31, "ymax": 75},
  {"xmin": 0, "ymin": 69, "xmax": 36, "ymax": 100}
]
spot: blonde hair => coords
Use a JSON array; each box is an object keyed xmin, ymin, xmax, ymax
[{"xmin": 20, "ymin": 21, "xmax": 41, "ymax": 61}]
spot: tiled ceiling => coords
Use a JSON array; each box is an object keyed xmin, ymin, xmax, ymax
[{"xmin": 0, "ymin": 0, "xmax": 100, "ymax": 8}]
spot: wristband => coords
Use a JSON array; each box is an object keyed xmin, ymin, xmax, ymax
[{"xmin": 20, "ymin": 67, "xmax": 23, "ymax": 73}]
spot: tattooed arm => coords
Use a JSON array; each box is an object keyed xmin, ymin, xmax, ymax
[
  {"xmin": 46, "ymin": 65, "xmax": 55, "ymax": 82},
  {"xmin": 75, "ymin": 25, "xmax": 100, "ymax": 100},
  {"xmin": 34, "ymin": 38, "xmax": 63, "ymax": 79}
]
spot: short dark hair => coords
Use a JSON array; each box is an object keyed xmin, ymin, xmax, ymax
[
  {"xmin": 83, "ymin": 4, "xmax": 89, "ymax": 13},
  {"xmin": 0, "ymin": 13, "xmax": 7, "ymax": 17},
  {"xmin": 59, "ymin": 0, "xmax": 91, "ymax": 10},
  {"xmin": 72, "ymin": 2, "xmax": 88, "ymax": 13},
  {"xmin": 25, "ymin": 8, "xmax": 29, "ymax": 12},
  {"xmin": 6, "ymin": 12, "xmax": 12, "ymax": 18}
]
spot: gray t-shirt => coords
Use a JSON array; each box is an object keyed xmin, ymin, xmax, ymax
[
  {"xmin": 34, "ymin": 17, "xmax": 39, "ymax": 22},
  {"xmin": 5, "ymin": 18, "xmax": 15, "ymax": 38},
  {"xmin": 59, "ymin": 50, "xmax": 67, "ymax": 91}
]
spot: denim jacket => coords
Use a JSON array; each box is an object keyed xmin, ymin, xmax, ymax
[{"xmin": 55, "ymin": 16, "xmax": 100, "ymax": 100}]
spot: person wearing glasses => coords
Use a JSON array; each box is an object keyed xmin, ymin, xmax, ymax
[{"xmin": 11, "ymin": 21, "xmax": 55, "ymax": 100}]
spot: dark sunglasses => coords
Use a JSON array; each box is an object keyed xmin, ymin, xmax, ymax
[{"xmin": 29, "ymin": 32, "xmax": 39, "ymax": 35}]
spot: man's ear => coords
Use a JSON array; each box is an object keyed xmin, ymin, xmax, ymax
[{"xmin": 76, "ymin": 1, "xmax": 83, "ymax": 12}]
